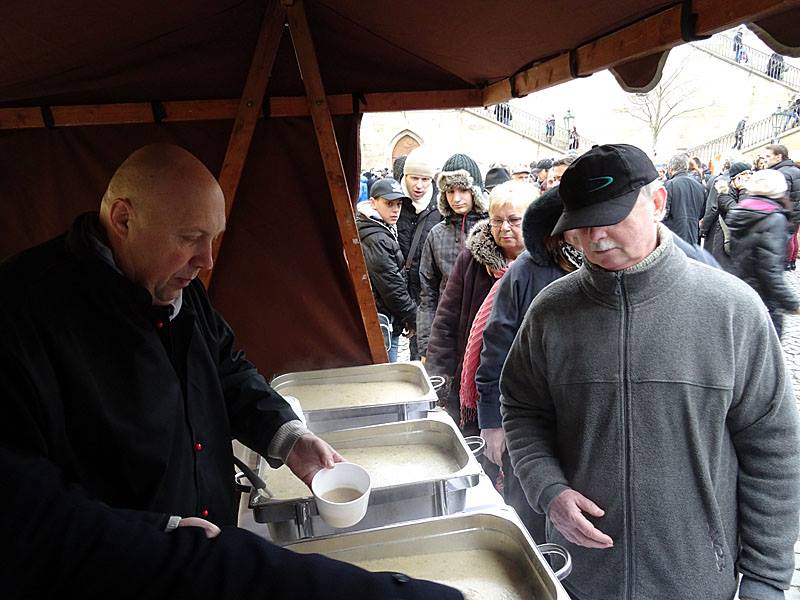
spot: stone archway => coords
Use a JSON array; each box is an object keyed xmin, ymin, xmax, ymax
[{"xmin": 390, "ymin": 130, "xmax": 422, "ymax": 163}]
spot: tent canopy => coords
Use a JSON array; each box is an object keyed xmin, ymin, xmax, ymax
[{"xmin": 1, "ymin": 0, "xmax": 798, "ymax": 376}]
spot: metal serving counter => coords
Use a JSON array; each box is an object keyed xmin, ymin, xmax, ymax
[
  {"xmin": 286, "ymin": 508, "xmax": 572, "ymax": 599},
  {"xmin": 250, "ymin": 413, "xmax": 483, "ymax": 544},
  {"xmin": 269, "ymin": 361, "xmax": 439, "ymax": 433}
]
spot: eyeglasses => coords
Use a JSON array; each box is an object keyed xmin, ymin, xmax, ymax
[{"xmin": 490, "ymin": 216, "xmax": 523, "ymax": 229}]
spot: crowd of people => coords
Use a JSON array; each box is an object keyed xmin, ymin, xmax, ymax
[
  {"xmin": 357, "ymin": 142, "xmax": 800, "ymax": 600},
  {"xmin": 2, "ymin": 137, "xmax": 799, "ymax": 600}
]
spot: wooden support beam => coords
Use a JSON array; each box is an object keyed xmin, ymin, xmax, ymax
[
  {"xmin": 285, "ymin": 0, "xmax": 388, "ymax": 364},
  {"xmin": 0, "ymin": 89, "xmax": 481, "ymax": 130},
  {"xmin": 202, "ymin": 0, "xmax": 286, "ymax": 289},
  {"xmin": 483, "ymin": 0, "xmax": 797, "ymax": 105}
]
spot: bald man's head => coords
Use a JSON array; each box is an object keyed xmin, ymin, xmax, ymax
[{"xmin": 100, "ymin": 144, "xmax": 226, "ymax": 305}]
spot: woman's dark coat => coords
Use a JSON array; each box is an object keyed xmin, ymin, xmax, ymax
[
  {"xmin": 727, "ymin": 195, "xmax": 799, "ymax": 312},
  {"xmin": 425, "ymin": 221, "xmax": 507, "ymax": 417}
]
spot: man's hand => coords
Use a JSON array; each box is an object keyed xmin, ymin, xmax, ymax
[
  {"xmin": 285, "ymin": 433, "xmax": 345, "ymax": 488},
  {"xmin": 548, "ymin": 489, "xmax": 613, "ymax": 549},
  {"xmin": 480, "ymin": 428, "xmax": 506, "ymax": 467},
  {"xmin": 177, "ymin": 517, "xmax": 221, "ymax": 538}
]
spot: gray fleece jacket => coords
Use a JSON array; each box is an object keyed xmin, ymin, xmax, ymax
[{"xmin": 501, "ymin": 228, "xmax": 800, "ymax": 600}]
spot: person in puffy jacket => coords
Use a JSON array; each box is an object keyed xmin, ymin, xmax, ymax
[
  {"xmin": 356, "ymin": 178, "xmax": 418, "ymax": 361},
  {"xmin": 704, "ymin": 162, "xmax": 751, "ymax": 270},
  {"xmin": 663, "ymin": 153, "xmax": 706, "ymax": 244},
  {"xmin": 417, "ymin": 168, "xmax": 488, "ymax": 357},
  {"xmin": 766, "ymin": 143, "xmax": 800, "ymax": 269},
  {"xmin": 727, "ymin": 169, "xmax": 800, "ymax": 338},
  {"xmin": 473, "ymin": 187, "xmax": 581, "ymax": 539}
]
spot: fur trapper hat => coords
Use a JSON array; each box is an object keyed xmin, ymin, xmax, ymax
[
  {"xmin": 436, "ymin": 169, "xmax": 488, "ymax": 217},
  {"xmin": 441, "ymin": 153, "xmax": 483, "ymax": 189}
]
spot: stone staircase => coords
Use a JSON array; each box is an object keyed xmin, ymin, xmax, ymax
[
  {"xmin": 463, "ymin": 105, "xmax": 598, "ymax": 153},
  {"xmin": 691, "ymin": 32, "xmax": 800, "ymax": 92},
  {"xmin": 687, "ymin": 110, "xmax": 800, "ymax": 163}
]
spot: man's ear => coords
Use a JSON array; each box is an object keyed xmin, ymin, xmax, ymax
[
  {"xmin": 652, "ymin": 187, "xmax": 668, "ymax": 221},
  {"xmin": 107, "ymin": 198, "xmax": 133, "ymax": 238}
]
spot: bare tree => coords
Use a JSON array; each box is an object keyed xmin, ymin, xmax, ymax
[{"xmin": 622, "ymin": 62, "xmax": 707, "ymax": 157}]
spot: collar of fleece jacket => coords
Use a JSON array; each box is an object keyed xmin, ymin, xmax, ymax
[
  {"xmin": 465, "ymin": 220, "xmax": 508, "ymax": 272},
  {"xmin": 436, "ymin": 169, "xmax": 488, "ymax": 217}
]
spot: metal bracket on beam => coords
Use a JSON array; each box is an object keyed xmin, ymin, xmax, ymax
[
  {"xmin": 569, "ymin": 49, "xmax": 591, "ymax": 79},
  {"xmin": 40, "ymin": 106, "xmax": 55, "ymax": 129},
  {"xmin": 151, "ymin": 101, "xmax": 167, "ymax": 124}
]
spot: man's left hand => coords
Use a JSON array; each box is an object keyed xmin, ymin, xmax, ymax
[{"xmin": 285, "ymin": 433, "xmax": 345, "ymax": 488}]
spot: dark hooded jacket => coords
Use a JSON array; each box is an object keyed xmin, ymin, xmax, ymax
[
  {"xmin": 475, "ymin": 189, "xmax": 572, "ymax": 430},
  {"xmin": 663, "ymin": 170, "xmax": 706, "ymax": 244},
  {"xmin": 727, "ymin": 195, "xmax": 799, "ymax": 312},
  {"xmin": 417, "ymin": 170, "xmax": 488, "ymax": 355},
  {"xmin": 0, "ymin": 213, "xmax": 299, "ymax": 529},
  {"xmin": 356, "ymin": 204, "xmax": 417, "ymax": 331},
  {"xmin": 425, "ymin": 220, "xmax": 508, "ymax": 416}
]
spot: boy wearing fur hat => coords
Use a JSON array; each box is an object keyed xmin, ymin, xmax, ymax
[
  {"xmin": 417, "ymin": 166, "xmax": 488, "ymax": 358},
  {"xmin": 357, "ymin": 179, "xmax": 418, "ymax": 361}
]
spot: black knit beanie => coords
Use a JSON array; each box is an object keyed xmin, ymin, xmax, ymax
[
  {"xmin": 441, "ymin": 153, "xmax": 483, "ymax": 189},
  {"xmin": 728, "ymin": 162, "xmax": 750, "ymax": 178}
]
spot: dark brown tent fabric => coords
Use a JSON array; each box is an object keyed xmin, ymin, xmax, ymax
[
  {"xmin": 1, "ymin": 0, "xmax": 799, "ymax": 375},
  {"xmin": 751, "ymin": 7, "xmax": 800, "ymax": 57},
  {"xmin": 609, "ymin": 51, "xmax": 671, "ymax": 94},
  {"xmin": 0, "ymin": 116, "xmax": 371, "ymax": 376}
]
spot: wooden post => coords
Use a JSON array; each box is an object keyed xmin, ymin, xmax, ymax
[
  {"xmin": 201, "ymin": 0, "xmax": 286, "ymax": 288},
  {"xmin": 285, "ymin": 0, "xmax": 388, "ymax": 363}
]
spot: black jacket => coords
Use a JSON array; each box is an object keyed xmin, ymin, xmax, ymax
[
  {"xmin": 357, "ymin": 208, "xmax": 417, "ymax": 330},
  {"xmin": 396, "ymin": 192, "xmax": 441, "ymax": 301},
  {"xmin": 0, "ymin": 213, "xmax": 299, "ymax": 528},
  {"xmin": 727, "ymin": 196, "xmax": 799, "ymax": 312},
  {"xmin": 475, "ymin": 191, "xmax": 569, "ymax": 429},
  {"xmin": 663, "ymin": 170, "xmax": 706, "ymax": 244},
  {"xmin": 771, "ymin": 158, "xmax": 800, "ymax": 209},
  {"xmin": 0, "ymin": 448, "xmax": 462, "ymax": 600}
]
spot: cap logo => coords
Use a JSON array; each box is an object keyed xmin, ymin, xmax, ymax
[
  {"xmin": 587, "ymin": 176, "xmax": 614, "ymax": 192},
  {"xmin": 391, "ymin": 182, "xmax": 402, "ymax": 193}
]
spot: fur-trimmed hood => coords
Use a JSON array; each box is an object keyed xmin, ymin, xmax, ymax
[
  {"xmin": 436, "ymin": 169, "xmax": 488, "ymax": 218},
  {"xmin": 465, "ymin": 220, "xmax": 507, "ymax": 272},
  {"xmin": 522, "ymin": 186, "xmax": 564, "ymax": 266}
]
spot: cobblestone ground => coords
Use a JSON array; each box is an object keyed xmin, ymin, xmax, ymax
[
  {"xmin": 401, "ymin": 270, "xmax": 800, "ymax": 596},
  {"xmin": 782, "ymin": 271, "xmax": 800, "ymax": 600}
]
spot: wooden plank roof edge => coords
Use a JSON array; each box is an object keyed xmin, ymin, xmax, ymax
[
  {"xmin": 0, "ymin": 89, "xmax": 483, "ymax": 129},
  {"xmin": 482, "ymin": 0, "xmax": 798, "ymax": 105}
]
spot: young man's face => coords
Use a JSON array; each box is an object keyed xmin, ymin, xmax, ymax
[
  {"xmin": 405, "ymin": 175, "xmax": 432, "ymax": 201},
  {"xmin": 445, "ymin": 188, "xmax": 474, "ymax": 215},
  {"xmin": 370, "ymin": 197, "xmax": 403, "ymax": 224},
  {"xmin": 766, "ymin": 149, "xmax": 783, "ymax": 167}
]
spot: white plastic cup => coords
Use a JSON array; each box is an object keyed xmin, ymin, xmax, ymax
[{"xmin": 311, "ymin": 462, "xmax": 371, "ymax": 528}]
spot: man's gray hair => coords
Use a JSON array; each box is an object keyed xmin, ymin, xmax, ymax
[
  {"xmin": 640, "ymin": 179, "xmax": 664, "ymax": 201},
  {"xmin": 668, "ymin": 154, "xmax": 689, "ymax": 174}
]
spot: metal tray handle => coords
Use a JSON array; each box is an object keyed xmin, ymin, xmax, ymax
[
  {"xmin": 536, "ymin": 543, "xmax": 572, "ymax": 580},
  {"xmin": 463, "ymin": 435, "xmax": 485, "ymax": 458},
  {"xmin": 428, "ymin": 375, "xmax": 446, "ymax": 392}
]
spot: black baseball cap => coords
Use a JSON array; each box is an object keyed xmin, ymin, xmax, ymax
[
  {"xmin": 369, "ymin": 177, "xmax": 409, "ymax": 201},
  {"xmin": 552, "ymin": 144, "xmax": 658, "ymax": 235}
]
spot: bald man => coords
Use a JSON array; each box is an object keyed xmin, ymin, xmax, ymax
[{"xmin": 0, "ymin": 144, "xmax": 343, "ymax": 532}]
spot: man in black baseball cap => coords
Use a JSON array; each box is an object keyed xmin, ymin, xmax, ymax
[
  {"xmin": 551, "ymin": 143, "xmax": 665, "ymax": 271},
  {"xmin": 501, "ymin": 141, "xmax": 799, "ymax": 600}
]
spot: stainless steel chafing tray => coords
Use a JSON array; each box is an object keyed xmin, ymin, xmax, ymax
[
  {"xmin": 286, "ymin": 508, "xmax": 572, "ymax": 600},
  {"xmin": 269, "ymin": 361, "xmax": 440, "ymax": 433},
  {"xmin": 250, "ymin": 415, "xmax": 482, "ymax": 544}
]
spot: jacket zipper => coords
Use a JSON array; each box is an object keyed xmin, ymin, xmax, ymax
[{"xmin": 616, "ymin": 272, "xmax": 634, "ymax": 600}]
